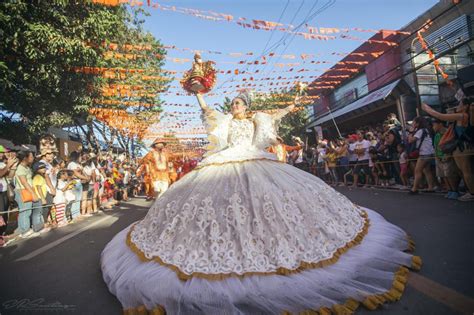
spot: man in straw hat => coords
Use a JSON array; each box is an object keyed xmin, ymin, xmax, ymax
[
  {"xmin": 289, "ymin": 136, "xmax": 305, "ymax": 168},
  {"xmin": 138, "ymin": 139, "xmax": 170, "ymax": 201},
  {"xmin": 268, "ymin": 136, "xmax": 302, "ymax": 163}
]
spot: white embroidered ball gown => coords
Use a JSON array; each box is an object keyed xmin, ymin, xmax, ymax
[{"xmin": 101, "ymin": 104, "xmax": 421, "ymax": 315}]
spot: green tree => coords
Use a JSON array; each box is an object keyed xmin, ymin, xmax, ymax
[
  {"xmin": 0, "ymin": 1, "xmax": 169, "ymax": 151},
  {"xmin": 85, "ymin": 8, "xmax": 170, "ymax": 154},
  {"xmin": 1, "ymin": 1, "xmax": 122, "ymax": 133}
]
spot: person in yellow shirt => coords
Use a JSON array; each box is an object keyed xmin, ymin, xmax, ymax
[
  {"xmin": 324, "ymin": 146, "xmax": 338, "ymax": 185},
  {"xmin": 32, "ymin": 162, "xmax": 51, "ymax": 233}
]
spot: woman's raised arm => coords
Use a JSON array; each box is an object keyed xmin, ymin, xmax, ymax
[{"xmin": 195, "ymin": 93, "xmax": 209, "ymax": 112}]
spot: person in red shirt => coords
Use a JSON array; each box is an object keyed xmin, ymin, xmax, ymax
[{"xmin": 181, "ymin": 156, "xmax": 192, "ymax": 177}]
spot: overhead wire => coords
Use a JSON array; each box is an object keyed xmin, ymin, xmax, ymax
[
  {"xmin": 216, "ymin": 0, "xmax": 334, "ymax": 92},
  {"xmin": 247, "ymin": 0, "xmax": 290, "ymax": 75}
]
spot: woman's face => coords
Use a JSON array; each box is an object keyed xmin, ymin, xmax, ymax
[
  {"xmin": 231, "ymin": 98, "xmax": 247, "ymax": 115},
  {"xmin": 26, "ymin": 153, "xmax": 34, "ymax": 164}
]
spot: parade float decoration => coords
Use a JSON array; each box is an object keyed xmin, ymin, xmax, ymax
[{"xmin": 180, "ymin": 53, "xmax": 217, "ymax": 94}]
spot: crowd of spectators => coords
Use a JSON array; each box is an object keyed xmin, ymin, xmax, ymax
[
  {"xmin": 0, "ymin": 143, "xmax": 203, "ymax": 247},
  {"xmin": 296, "ymin": 101, "xmax": 474, "ymax": 202},
  {"xmin": 1, "ymin": 92, "xmax": 472, "ymax": 248},
  {"xmin": 0, "ymin": 147, "xmax": 144, "ymax": 246}
]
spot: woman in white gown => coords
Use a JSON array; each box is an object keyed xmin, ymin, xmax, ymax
[{"xmin": 101, "ymin": 91, "xmax": 421, "ymax": 315}]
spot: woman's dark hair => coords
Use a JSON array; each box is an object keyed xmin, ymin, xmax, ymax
[
  {"xmin": 52, "ymin": 158, "xmax": 63, "ymax": 167},
  {"xmin": 17, "ymin": 150, "xmax": 33, "ymax": 162},
  {"xmin": 413, "ymin": 116, "xmax": 434, "ymax": 137},
  {"xmin": 397, "ymin": 143, "xmax": 405, "ymax": 149},
  {"xmin": 413, "ymin": 116, "xmax": 430, "ymax": 130},
  {"xmin": 57, "ymin": 170, "xmax": 67, "ymax": 178},
  {"xmin": 69, "ymin": 151, "xmax": 80, "ymax": 162},
  {"xmin": 84, "ymin": 158, "xmax": 96, "ymax": 167}
]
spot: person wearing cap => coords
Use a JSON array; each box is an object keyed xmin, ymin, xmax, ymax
[
  {"xmin": 0, "ymin": 145, "xmax": 17, "ymax": 238},
  {"xmin": 431, "ymin": 118, "xmax": 461, "ymax": 200},
  {"xmin": 32, "ymin": 161, "xmax": 51, "ymax": 234},
  {"xmin": 422, "ymin": 100, "xmax": 474, "ymax": 201},
  {"xmin": 267, "ymin": 136, "xmax": 302, "ymax": 163}
]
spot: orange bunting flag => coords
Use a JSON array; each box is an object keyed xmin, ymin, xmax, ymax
[{"xmin": 416, "ymin": 25, "xmax": 452, "ymax": 86}]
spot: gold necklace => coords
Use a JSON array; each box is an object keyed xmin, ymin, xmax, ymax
[{"xmin": 233, "ymin": 113, "xmax": 246, "ymax": 120}]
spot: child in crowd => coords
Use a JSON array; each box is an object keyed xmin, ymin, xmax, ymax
[
  {"xmin": 101, "ymin": 171, "xmax": 118, "ymax": 210},
  {"xmin": 63, "ymin": 170, "xmax": 77, "ymax": 222},
  {"xmin": 325, "ymin": 146, "xmax": 338, "ymax": 185},
  {"xmin": 397, "ymin": 143, "xmax": 409, "ymax": 188},
  {"xmin": 32, "ymin": 162, "xmax": 50, "ymax": 233},
  {"xmin": 54, "ymin": 170, "xmax": 69, "ymax": 226},
  {"xmin": 369, "ymin": 148, "xmax": 390, "ymax": 187}
]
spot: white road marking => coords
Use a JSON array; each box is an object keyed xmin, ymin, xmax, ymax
[
  {"xmin": 15, "ymin": 215, "xmax": 117, "ymax": 262},
  {"xmin": 408, "ymin": 272, "xmax": 474, "ymax": 314}
]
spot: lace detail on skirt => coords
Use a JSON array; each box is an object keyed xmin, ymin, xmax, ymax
[{"xmin": 129, "ymin": 160, "xmax": 366, "ymax": 277}]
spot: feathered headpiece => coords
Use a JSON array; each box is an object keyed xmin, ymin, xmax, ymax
[{"xmin": 235, "ymin": 90, "xmax": 252, "ymax": 107}]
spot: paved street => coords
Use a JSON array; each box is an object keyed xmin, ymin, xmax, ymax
[{"xmin": 0, "ymin": 188, "xmax": 473, "ymax": 315}]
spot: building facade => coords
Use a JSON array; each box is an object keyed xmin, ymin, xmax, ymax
[{"xmin": 307, "ymin": 0, "xmax": 474, "ymax": 139}]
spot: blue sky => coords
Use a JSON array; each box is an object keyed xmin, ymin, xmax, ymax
[{"xmin": 140, "ymin": 0, "xmax": 439, "ymax": 139}]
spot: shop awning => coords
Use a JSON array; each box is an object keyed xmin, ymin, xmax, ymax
[{"xmin": 307, "ymin": 79, "xmax": 403, "ymax": 128}]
